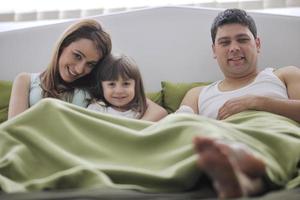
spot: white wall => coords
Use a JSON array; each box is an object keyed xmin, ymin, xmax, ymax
[
  {"xmin": 0, "ymin": 6, "xmax": 300, "ymax": 92},
  {"xmin": 1, "ymin": 0, "xmax": 300, "ymax": 22}
]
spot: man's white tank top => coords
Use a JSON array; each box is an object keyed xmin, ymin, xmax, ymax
[{"xmin": 198, "ymin": 68, "xmax": 288, "ymax": 119}]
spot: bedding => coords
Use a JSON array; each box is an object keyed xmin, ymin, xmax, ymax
[
  {"xmin": 0, "ymin": 98, "xmax": 299, "ymax": 195},
  {"xmin": 2, "ymin": 187, "xmax": 300, "ymax": 200}
]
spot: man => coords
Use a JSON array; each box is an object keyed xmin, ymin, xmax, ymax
[{"xmin": 179, "ymin": 8, "xmax": 300, "ymax": 198}]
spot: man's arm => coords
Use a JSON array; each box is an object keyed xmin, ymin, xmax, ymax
[
  {"xmin": 262, "ymin": 66, "xmax": 300, "ymax": 122},
  {"xmin": 218, "ymin": 66, "xmax": 300, "ymax": 122},
  {"xmin": 178, "ymin": 86, "xmax": 203, "ymax": 114}
]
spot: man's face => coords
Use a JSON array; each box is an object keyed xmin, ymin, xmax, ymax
[{"xmin": 212, "ymin": 24, "xmax": 260, "ymax": 78}]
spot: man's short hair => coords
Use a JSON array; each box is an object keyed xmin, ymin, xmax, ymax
[{"xmin": 211, "ymin": 8, "xmax": 257, "ymax": 44}]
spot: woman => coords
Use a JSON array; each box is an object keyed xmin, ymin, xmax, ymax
[{"xmin": 8, "ymin": 19, "xmax": 167, "ymax": 121}]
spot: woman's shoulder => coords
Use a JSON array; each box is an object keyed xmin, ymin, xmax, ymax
[
  {"xmin": 15, "ymin": 72, "xmax": 40, "ymax": 78},
  {"xmin": 14, "ymin": 72, "xmax": 30, "ymax": 80},
  {"xmin": 13, "ymin": 72, "xmax": 31, "ymax": 85},
  {"xmin": 14, "ymin": 72, "xmax": 41, "ymax": 83}
]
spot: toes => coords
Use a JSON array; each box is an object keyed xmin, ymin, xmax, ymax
[{"xmin": 193, "ymin": 137, "xmax": 215, "ymax": 152}]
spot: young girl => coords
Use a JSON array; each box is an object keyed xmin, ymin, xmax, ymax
[{"xmin": 87, "ymin": 54, "xmax": 151, "ymax": 120}]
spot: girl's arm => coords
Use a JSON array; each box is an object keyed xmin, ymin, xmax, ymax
[
  {"xmin": 8, "ymin": 73, "xmax": 31, "ymax": 119},
  {"xmin": 141, "ymin": 98, "xmax": 168, "ymax": 122}
]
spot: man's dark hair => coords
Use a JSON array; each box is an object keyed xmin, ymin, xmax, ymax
[{"xmin": 211, "ymin": 8, "xmax": 257, "ymax": 44}]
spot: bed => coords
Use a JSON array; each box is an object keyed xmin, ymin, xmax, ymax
[{"xmin": 0, "ymin": 6, "xmax": 300, "ymax": 199}]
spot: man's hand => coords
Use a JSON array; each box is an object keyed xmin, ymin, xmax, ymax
[{"xmin": 217, "ymin": 95, "xmax": 261, "ymax": 120}]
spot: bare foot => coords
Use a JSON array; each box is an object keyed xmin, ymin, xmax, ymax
[
  {"xmin": 214, "ymin": 140, "xmax": 266, "ymax": 178},
  {"xmin": 193, "ymin": 137, "xmax": 266, "ymax": 198}
]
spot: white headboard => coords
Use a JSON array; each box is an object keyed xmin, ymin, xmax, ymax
[{"xmin": 1, "ymin": 6, "xmax": 300, "ymax": 92}]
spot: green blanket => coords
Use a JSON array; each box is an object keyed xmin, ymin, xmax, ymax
[{"xmin": 0, "ymin": 98, "xmax": 299, "ymax": 193}]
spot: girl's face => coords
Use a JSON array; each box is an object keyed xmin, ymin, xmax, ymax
[
  {"xmin": 58, "ymin": 38, "xmax": 101, "ymax": 83},
  {"xmin": 101, "ymin": 77, "xmax": 135, "ymax": 111}
]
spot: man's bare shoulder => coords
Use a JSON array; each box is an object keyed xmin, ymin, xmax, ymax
[
  {"xmin": 186, "ymin": 86, "xmax": 205, "ymax": 97},
  {"xmin": 274, "ymin": 66, "xmax": 300, "ymax": 81},
  {"xmin": 274, "ymin": 66, "xmax": 299, "ymax": 75},
  {"xmin": 180, "ymin": 86, "xmax": 207, "ymax": 113},
  {"xmin": 181, "ymin": 86, "xmax": 206, "ymax": 104}
]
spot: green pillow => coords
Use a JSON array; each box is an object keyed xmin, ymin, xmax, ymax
[
  {"xmin": 161, "ymin": 81, "xmax": 210, "ymax": 113},
  {"xmin": 146, "ymin": 91, "xmax": 163, "ymax": 106},
  {"xmin": 0, "ymin": 80, "xmax": 13, "ymax": 123}
]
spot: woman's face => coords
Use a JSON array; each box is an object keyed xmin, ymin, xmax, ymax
[{"xmin": 58, "ymin": 38, "xmax": 101, "ymax": 83}]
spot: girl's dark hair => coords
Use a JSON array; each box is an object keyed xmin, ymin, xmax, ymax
[{"xmin": 91, "ymin": 54, "xmax": 147, "ymax": 118}]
